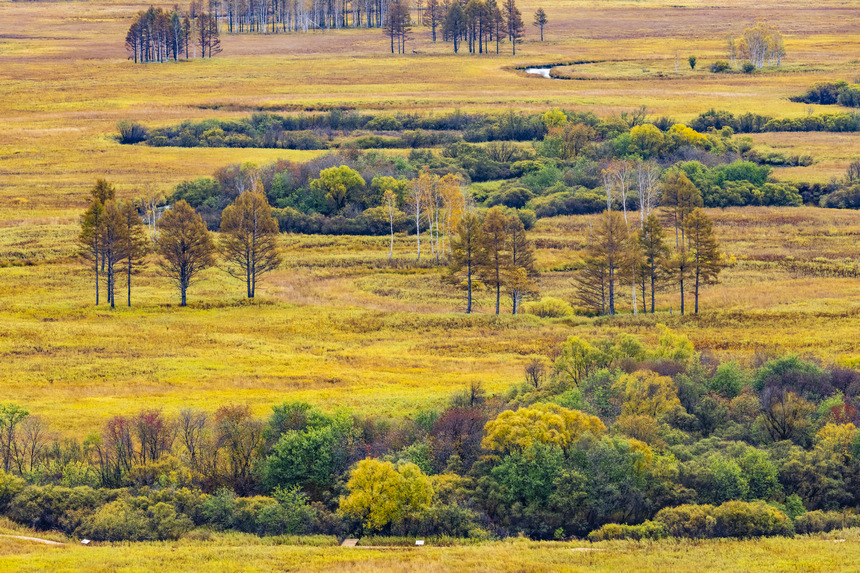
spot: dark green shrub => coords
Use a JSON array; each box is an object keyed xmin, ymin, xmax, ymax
[
  {"xmin": 709, "ymin": 61, "xmax": 730, "ymax": 73},
  {"xmin": 742, "ymin": 62, "xmax": 756, "ymax": 73}
]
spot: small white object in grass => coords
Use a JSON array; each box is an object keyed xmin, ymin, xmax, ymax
[
  {"xmin": 81, "ymin": 539, "xmax": 91, "ymax": 545},
  {"xmin": 415, "ymin": 540, "xmax": 425, "ymax": 546}
]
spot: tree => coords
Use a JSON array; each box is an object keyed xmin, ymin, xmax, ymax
[
  {"xmin": 99, "ymin": 201, "xmax": 126, "ymax": 309},
  {"xmin": 0, "ymin": 404, "xmax": 28, "ymax": 473},
  {"xmin": 506, "ymin": 214, "xmax": 537, "ymax": 314},
  {"xmin": 479, "ymin": 207, "xmax": 510, "ymax": 315},
  {"xmin": 482, "ymin": 403, "xmax": 605, "ymax": 454},
  {"xmin": 682, "ymin": 208, "xmax": 723, "ymax": 314},
  {"xmin": 688, "ymin": 55, "xmax": 697, "ymax": 70},
  {"xmin": 447, "ymin": 212, "xmax": 483, "ymax": 313},
  {"xmin": 311, "ymin": 166, "xmax": 366, "ymax": 214},
  {"xmin": 638, "ymin": 213, "xmax": 669, "ymax": 313},
  {"xmin": 385, "ymin": 0, "xmax": 411, "ymax": 54},
  {"xmin": 119, "ymin": 201, "xmax": 149, "ymax": 307},
  {"xmin": 219, "ymin": 190, "xmax": 282, "ymax": 298},
  {"xmin": 383, "ymin": 189, "xmax": 398, "ymax": 260},
  {"xmin": 661, "ymin": 171, "xmax": 702, "ymax": 246},
  {"xmin": 80, "ymin": 201, "xmax": 106, "ymax": 305},
  {"xmin": 502, "ymin": 0, "xmax": 524, "ymax": 55},
  {"xmin": 579, "ymin": 211, "xmax": 631, "ymax": 316},
  {"xmin": 532, "ymin": 7, "xmax": 547, "ymax": 41},
  {"xmin": 444, "ymin": 2, "xmax": 467, "ymax": 53},
  {"xmin": 664, "ymin": 245, "xmax": 694, "ymax": 315},
  {"xmin": 339, "ymin": 459, "xmax": 434, "ymax": 533},
  {"xmin": 155, "ymin": 200, "xmax": 216, "ymax": 306},
  {"xmin": 423, "ymin": 0, "xmax": 443, "ymax": 41}
]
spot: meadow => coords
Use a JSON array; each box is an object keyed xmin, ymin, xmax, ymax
[
  {"xmin": 1, "ymin": 0, "xmax": 860, "ymax": 566},
  {"xmin": 0, "ymin": 0, "xmax": 858, "ymax": 431}
]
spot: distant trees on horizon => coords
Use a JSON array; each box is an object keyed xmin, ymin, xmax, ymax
[{"xmin": 126, "ymin": 6, "xmax": 221, "ymax": 63}]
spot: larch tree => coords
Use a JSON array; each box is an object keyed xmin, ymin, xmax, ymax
[
  {"xmin": 682, "ymin": 208, "xmax": 723, "ymax": 314},
  {"xmin": 156, "ymin": 200, "xmax": 216, "ymax": 307},
  {"xmin": 79, "ymin": 201, "xmax": 106, "ymax": 305},
  {"xmin": 99, "ymin": 200, "xmax": 127, "ymax": 309},
  {"xmin": 502, "ymin": 0, "xmax": 524, "ymax": 55},
  {"xmin": 664, "ymin": 245, "xmax": 694, "ymax": 315},
  {"xmin": 505, "ymin": 214, "xmax": 537, "ymax": 314},
  {"xmin": 219, "ymin": 190, "xmax": 282, "ymax": 299},
  {"xmin": 444, "ymin": 2, "xmax": 467, "ymax": 53},
  {"xmin": 423, "ymin": 0, "xmax": 443, "ymax": 41},
  {"xmin": 447, "ymin": 212, "xmax": 483, "ymax": 314},
  {"xmin": 660, "ymin": 171, "xmax": 702, "ymax": 247},
  {"xmin": 119, "ymin": 201, "xmax": 149, "ymax": 307},
  {"xmin": 577, "ymin": 210, "xmax": 630, "ymax": 316},
  {"xmin": 533, "ymin": 7, "xmax": 546, "ymax": 41},
  {"xmin": 479, "ymin": 207, "xmax": 511, "ymax": 315},
  {"xmin": 638, "ymin": 213, "xmax": 669, "ymax": 313}
]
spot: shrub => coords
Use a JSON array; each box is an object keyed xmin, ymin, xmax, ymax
[
  {"xmin": 78, "ymin": 500, "xmax": 193, "ymax": 541},
  {"xmin": 794, "ymin": 510, "xmax": 860, "ymax": 534},
  {"xmin": 588, "ymin": 520, "xmax": 667, "ymax": 541},
  {"xmin": 522, "ymin": 297, "xmax": 573, "ymax": 318},
  {"xmin": 742, "ymin": 62, "xmax": 756, "ymax": 74},
  {"xmin": 709, "ymin": 61, "xmax": 730, "ymax": 73},
  {"xmin": 820, "ymin": 184, "xmax": 860, "ymax": 209},
  {"xmin": 711, "ymin": 501, "xmax": 794, "ymax": 538},
  {"xmin": 654, "ymin": 504, "xmax": 716, "ymax": 538},
  {"xmin": 117, "ymin": 120, "xmax": 148, "ymax": 144},
  {"xmin": 837, "ymin": 87, "xmax": 860, "ymax": 108}
]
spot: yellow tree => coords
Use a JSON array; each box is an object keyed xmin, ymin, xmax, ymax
[
  {"xmin": 439, "ymin": 173, "xmax": 465, "ymax": 258},
  {"xmin": 614, "ymin": 371, "xmax": 684, "ymax": 420},
  {"xmin": 339, "ymin": 459, "xmax": 434, "ymax": 532},
  {"xmin": 156, "ymin": 200, "xmax": 216, "ymax": 307},
  {"xmin": 482, "ymin": 403, "xmax": 606, "ymax": 454},
  {"xmin": 408, "ymin": 171, "xmax": 435, "ymax": 260}
]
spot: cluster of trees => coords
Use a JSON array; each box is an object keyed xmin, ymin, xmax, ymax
[
  {"xmin": 79, "ymin": 181, "xmax": 281, "ymax": 306},
  {"xmin": 691, "ymin": 108, "xmax": 860, "ymax": 135},
  {"xmin": 4, "ymin": 334, "xmax": 860, "ymax": 541},
  {"xmin": 572, "ymin": 168, "xmax": 722, "ymax": 316},
  {"xmin": 437, "ymin": 0, "xmax": 524, "ymax": 55},
  {"xmin": 446, "ymin": 206, "xmax": 537, "ymax": 313},
  {"xmin": 726, "ymin": 21, "xmax": 785, "ymax": 71},
  {"xmin": 126, "ymin": 5, "xmax": 221, "ymax": 63}
]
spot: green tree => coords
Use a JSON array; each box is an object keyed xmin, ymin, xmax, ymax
[
  {"xmin": 155, "ymin": 200, "xmax": 216, "ymax": 306},
  {"xmin": 310, "ymin": 166, "xmax": 365, "ymax": 213},
  {"xmin": 0, "ymin": 404, "xmax": 28, "ymax": 473},
  {"xmin": 219, "ymin": 190, "xmax": 282, "ymax": 298},
  {"xmin": 444, "ymin": 2, "xmax": 467, "ymax": 53},
  {"xmin": 447, "ymin": 212, "xmax": 484, "ymax": 313},
  {"xmin": 502, "ymin": 0, "xmax": 524, "ymax": 55}
]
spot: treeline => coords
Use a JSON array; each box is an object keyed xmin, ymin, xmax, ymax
[
  {"xmin": 691, "ymin": 108, "xmax": 860, "ymax": 134},
  {"xmin": 4, "ymin": 334, "xmax": 860, "ymax": 541},
  {"xmin": 126, "ymin": 5, "xmax": 221, "ymax": 63}
]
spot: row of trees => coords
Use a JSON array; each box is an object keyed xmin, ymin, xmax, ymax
[
  {"xmin": 574, "ymin": 171, "xmax": 723, "ymax": 316},
  {"xmin": 3, "ymin": 336, "xmax": 860, "ymax": 540},
  {"xmin": 126, "ymin": 6, "xmax": 222, "ymax": 63},
  {"xmin": 79, "ymin": 181, "xmax": 280, "ymax": 306}
]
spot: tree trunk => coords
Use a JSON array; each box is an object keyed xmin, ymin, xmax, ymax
[
  {"xmin": 466, "ymin": 260, "xmax": 472, "ymax": 313},
  {"xmin": 680, "ymin": 278, "xmax": 685, "ymax": 315}
]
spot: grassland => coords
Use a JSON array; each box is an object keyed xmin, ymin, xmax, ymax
[
  {"xmin": 0, "ymin": 0, "xmax": 859, "ymax": 435},
  {"xmin": 2, "ymin": 526, "xmax": 860, "ymax": 572}
]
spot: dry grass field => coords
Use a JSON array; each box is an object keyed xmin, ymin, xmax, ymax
[
  {"xmin": 0, "ymin": 0, "xmax": 859, "ymax": 435},
  {"xmin": 1, "ymin": 524, "xmax": 860, "ymax": 572}
]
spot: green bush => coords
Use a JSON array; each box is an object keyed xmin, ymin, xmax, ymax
[
  {"xmin": 709, "ymin": 61, "xmax": 730, "ymax": 73},
  {"xmin": 794, "ymin": 510, "xmax": 860, "ymax": 534},
  {"xmin": 587, "ymin": 520, "xmax": 667, "ymax": 541},
  {"xmin": 522, "ymin": 297, "xmax": 573, "ymax": 318},
  {"xmin": 711, "ymin": 500, "xmax": 794, "ymax": 538},
  {"xmin": 77, "ymin": 500, "xmax": 193, "ymax": 541}
]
